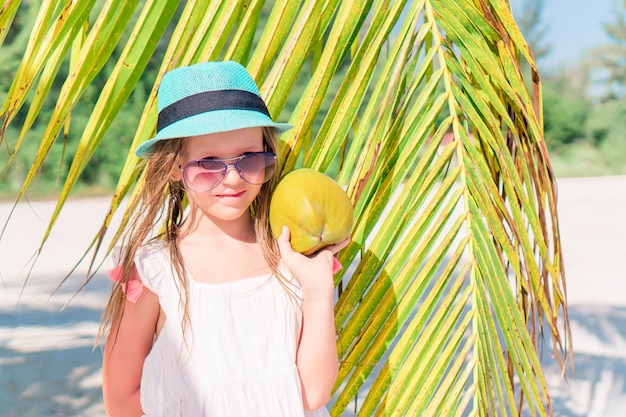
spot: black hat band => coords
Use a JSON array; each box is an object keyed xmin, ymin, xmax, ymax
[{"xmin": 157, "ymin": 89, "xmax": 271, "ymax": 133}]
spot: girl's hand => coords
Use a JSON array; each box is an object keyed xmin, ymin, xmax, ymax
[{"xmin": 277, "ymin": 226, "xmax": 350, "ymax": 301}]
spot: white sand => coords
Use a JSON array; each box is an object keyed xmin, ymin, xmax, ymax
[
  {"xmin": 0, "ymin": 198, "xmax": 118, "ymax": 417},
  {"xmin": 0, "ymin": 176, "xmax": 624, "ymax": 416}
]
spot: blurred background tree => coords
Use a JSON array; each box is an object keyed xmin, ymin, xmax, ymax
[
  {"xmin": 512, "ymin": 0, "xmax": 626, "ymax": 177},
  {"xmin": 0, "ymin": 1, "xmax": 163, "ymax": 197},
  {"xmin": 592, "ymin": 0, "xmax": 626, "ymax": 99}
]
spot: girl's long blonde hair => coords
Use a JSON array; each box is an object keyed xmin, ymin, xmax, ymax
[{"xmin": 98, "ymin": 127, "xmax": 284, "ymax": 345}]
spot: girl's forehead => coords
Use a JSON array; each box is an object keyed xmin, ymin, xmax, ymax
[{"xmin": 183, "ymin": 127, "xmax": 264, "ymax": 158}]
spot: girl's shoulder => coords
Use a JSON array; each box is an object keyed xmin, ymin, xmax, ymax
[
  {"xmin": 110, "ymin": 240, "xmax": 172, "ymax": 294},
  {"xmin": 136, "ymin": 240, "xmax": 169, "ymax": 262},
  {"xmin": 110, "ymin": 240, "xmax": 169, "ymax": 264},
  {"xmin": 134, "ymin": 240, "xmax": 172, "ymax": 292}
]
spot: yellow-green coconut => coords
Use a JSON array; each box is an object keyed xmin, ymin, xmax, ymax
[{"xmin": 269, "ymin": 168, "xmax": 353, "ymax": 255}]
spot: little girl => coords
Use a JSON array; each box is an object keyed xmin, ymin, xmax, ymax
[{"xmin": 100, "ymin": 61, "xmax": 347, "ymax": 417}]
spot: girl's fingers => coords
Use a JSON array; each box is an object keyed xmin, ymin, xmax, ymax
[
  {"xmin": 322, "ymin": 236, "xmax": 351, "ymax": 256},
  {"xmin": 277, "ymin": 226, "xmax": 296, "ymax": 256},
  {"xmin": 277, "ymin": 226, "xmax": 350, "ymax": 264}
]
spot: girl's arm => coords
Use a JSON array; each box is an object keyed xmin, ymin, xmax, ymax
[
  {"xmin": 277, "ymin": 227, "xmax": 348, "ymax": 410},
  {"xmin": 297, "ymin": 288, "xmax": 339, "ymax": 410},
  {"xmin": 102, "ymin": 282, "xmax": 160, "ymax": 417}
]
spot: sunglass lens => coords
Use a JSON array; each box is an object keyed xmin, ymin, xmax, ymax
[
  {"xmin": 183, "ymin": 160, "xmax": 224, "ymax": 191},
  {"xmin": 238, "ymin": 153, "xmax": 276, "ymax": 184}
]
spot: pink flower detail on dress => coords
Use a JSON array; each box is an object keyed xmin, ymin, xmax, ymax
[{"xmin": 107, "ymin": 264, "xmax": 143, "ymax": 303}]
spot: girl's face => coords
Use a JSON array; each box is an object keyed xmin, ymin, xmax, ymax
[{"xmin": 176, "ymin": 127, "xmax": 267, "ymax": 224}]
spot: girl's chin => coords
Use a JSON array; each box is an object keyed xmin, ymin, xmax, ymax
[{"xmin": 207, "ymin": 202, "xmax": 253, "ymax": 222}]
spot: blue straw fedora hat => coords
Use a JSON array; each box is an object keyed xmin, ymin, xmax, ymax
[{"xmin": 135, "ymin": 61, "xmax": 293, "ymax": 157}]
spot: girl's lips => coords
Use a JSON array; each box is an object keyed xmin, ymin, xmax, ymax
[{"xmin": 215, "ymin": 190, "xmax": 245, "ymax": 199}]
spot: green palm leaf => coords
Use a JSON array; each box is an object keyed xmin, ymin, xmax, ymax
[{"xmin": 0, "ymin": 1, "xmax": 571, "ymax": 415}]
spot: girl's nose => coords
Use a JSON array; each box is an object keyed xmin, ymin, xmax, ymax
[{"xmin": 221, "ymin": 164, "xmax": 242, "ymax": 185}]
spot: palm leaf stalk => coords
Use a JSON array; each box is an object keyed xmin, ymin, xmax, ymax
[{"xmin": 0, "ymin": 1, "xmax": 571, "ymax": 415}]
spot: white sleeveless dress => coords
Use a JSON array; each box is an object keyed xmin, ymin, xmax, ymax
[{"xmin": 132, "ymin": 242, "xmax": 330, "ymax": 417}]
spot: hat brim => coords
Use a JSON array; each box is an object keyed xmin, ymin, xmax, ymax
[{"xmin": 135, "ymin": 109, "xmax": 293, "ymax": 158}]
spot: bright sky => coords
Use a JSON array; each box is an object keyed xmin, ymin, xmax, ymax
[{"xmin": 511, "ymin": 0, "xmax": 617, "ymax": 71}]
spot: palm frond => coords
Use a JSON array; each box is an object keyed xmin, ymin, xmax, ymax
[{"xmin": 0, "ymin": 1, "xmax": 570, "ymax": 415}]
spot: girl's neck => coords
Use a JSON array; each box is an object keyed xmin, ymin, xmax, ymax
[{"xmin": 179, "ymin": 209, "xmax": 256, "ymax": 244}]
